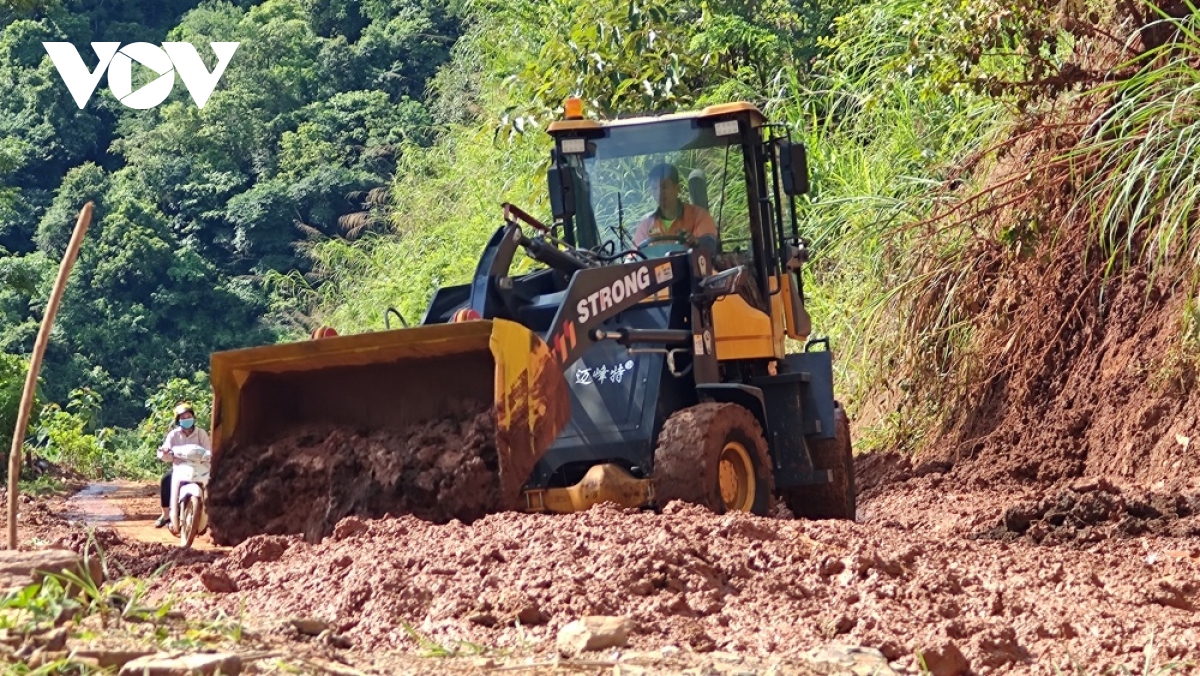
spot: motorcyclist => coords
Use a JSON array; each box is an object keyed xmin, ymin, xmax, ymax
[{"xmin": 155, "ymin": 403, "xmax": 211, "ymax": 528}]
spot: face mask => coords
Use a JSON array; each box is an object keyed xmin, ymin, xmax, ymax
[{"xmin": 180, "ymin": 418, "xmax": 195, "ymax": 429}]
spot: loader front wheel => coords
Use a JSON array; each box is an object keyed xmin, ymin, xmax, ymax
[
  {"xmin": 782, "ymin": 402, "xmax": 855, "ymax": 520},
  {"xmin": 653, "ymin": 403, "xmax": 774, "ymax": 515},
  {"xmin": 179, "ymin": 497, "xmax": 198, "ymax": 549}
]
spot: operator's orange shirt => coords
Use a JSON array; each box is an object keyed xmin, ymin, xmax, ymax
[{"xmin": 633, "ymin": 203, "xmax": 717, "ymax": 246}]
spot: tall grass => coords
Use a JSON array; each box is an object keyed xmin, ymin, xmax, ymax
[
  {"xmin": 763, "ymin": 0, "xmax": 1014, "ymax": 451},
  {"xmin": 1065, "ymin": 3, "xmax": 1200, "ymax": 286}
]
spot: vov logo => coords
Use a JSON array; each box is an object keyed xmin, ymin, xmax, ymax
[{"xmin": 41, "ymin": 42, "xmax": 239, "ymax": 110}]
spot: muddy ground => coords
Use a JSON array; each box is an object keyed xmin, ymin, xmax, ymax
[
  {"xmin": 6, "ymin": 451, "xmax": 1200, "ymax": 675},
  {"xmin": 207, "ymin": 400, "xmax": 500, "ymax": 546}
]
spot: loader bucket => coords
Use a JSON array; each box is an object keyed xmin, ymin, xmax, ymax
[{"xmin": 205, "ymin": 318, "xmax": 571, "ymax": 545}]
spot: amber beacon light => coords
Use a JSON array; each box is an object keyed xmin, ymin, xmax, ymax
[{"xmin": 564, "ymin": 96, "xmax": 583, "ymax": 119}]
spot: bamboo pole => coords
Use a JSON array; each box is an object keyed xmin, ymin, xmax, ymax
[{"xmin": 7, "ymin": 202, "xmax": 93, "ymax": 550}]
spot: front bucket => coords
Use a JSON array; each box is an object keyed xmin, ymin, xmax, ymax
[{"xmin": 206, "ymin": 318, "xmax": 570, "ymax": 545}]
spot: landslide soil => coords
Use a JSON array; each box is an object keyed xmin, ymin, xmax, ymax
[
  {"xmin": 13, "ymin": 459, "xmax": 1198, "ymax": 675},
  {"xmin": 206, "ymin": 400, "xmax": 500, "ymax": 546}
]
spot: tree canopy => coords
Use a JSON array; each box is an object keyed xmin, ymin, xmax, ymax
[{"xmin": 0, "ymin": 0, "xmax": 460, "ymax": 426}]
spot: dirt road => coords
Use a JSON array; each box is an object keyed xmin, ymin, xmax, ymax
[
  {"xmin": 19, "ymin": 458, "xmax": 1199, "ymax": 676},
  {"xmin": 60, "ymin": 480, "xmax": 227, "ymax": 551}
]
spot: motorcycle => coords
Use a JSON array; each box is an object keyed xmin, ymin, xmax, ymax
[{"xmin": 166, "ymin": 443, "xmax": 211, "ymax": 548}]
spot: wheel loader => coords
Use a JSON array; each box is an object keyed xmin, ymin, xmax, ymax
[{"xmin": 206, "ymin": 100, "xmax": 854, "ymax": 544}]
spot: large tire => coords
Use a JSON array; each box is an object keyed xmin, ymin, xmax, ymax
[
  {"xmin": 653, "ymin": 402, "xmax": 775, "ymax": 515},
  {"xmin": 782, "ymin": 402, "xmax": 856, "ymax": 520}
]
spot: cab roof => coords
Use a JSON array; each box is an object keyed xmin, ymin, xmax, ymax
[{"xmin": 546, "ymin": 101, "xmax": 766, "ymax": 133}]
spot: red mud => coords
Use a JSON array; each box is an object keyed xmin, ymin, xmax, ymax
[
  {"xmin": 23, "ymin": 183, "xmax": 1200, "ymax": 675},
  {"xmin": 974, "ymin": 478, "xmax": 1200, "ymax": 546},
  {"xmin": 206, "ymin": 400, "xmax": 500, "ymax": 546},
  {"xmin": 0, "ymin": 443, "xmax": 1187, "ymax": 674},
  {"xmin": 907, "ymin": 119, "xmax": 1200, "ymax": 500},
  {"xmin": 117, "ymin": 472, "xmax": 1197, "ymax": 675}
]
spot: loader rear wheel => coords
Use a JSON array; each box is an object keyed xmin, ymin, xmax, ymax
[
  {"xmin": 783, "ymin": 402, "xmax": 855, "ymax": 520},
  {"xmin": 653, "ymin": 403, "xmax": 774, "ymax": 515}
]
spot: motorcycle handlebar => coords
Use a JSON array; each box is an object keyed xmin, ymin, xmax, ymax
[{"xmin": 169, "ymin": 445, "xmax": 211, "ymax": 463}]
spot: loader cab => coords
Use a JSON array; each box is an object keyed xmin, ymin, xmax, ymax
[
  {"xmin": 546, "ymin": 101, "xmax": 814, "ymax": 360},
  {"xmin": 547, "ymin": 104, "xmax": 766, "ymax": 273}
]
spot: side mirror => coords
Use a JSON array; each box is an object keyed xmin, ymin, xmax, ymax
[
  {"xmin": 548, "ymin": 162, "xmax": 576, "ymax": 220},
  {"xmin": 779, "ymin": 141, "xmax": 810, "ymax": 196},
  {"xmin": 695, "ymin": 266, "xmax": 746, "ymax": 304},
  {"xmin": 783, "ymin": 241, "xmax": 809, "ymax": 271}
]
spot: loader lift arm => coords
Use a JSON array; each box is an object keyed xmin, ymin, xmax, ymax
[{"xmin": 435, "ymin": 203, "xmax": 647, "ymax": 328}]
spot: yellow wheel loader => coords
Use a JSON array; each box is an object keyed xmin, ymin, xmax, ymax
[{"xmin": 205, "ymin": 101, "xmax": 855, "ymax": 545}]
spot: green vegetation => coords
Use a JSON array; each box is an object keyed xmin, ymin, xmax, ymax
[
  {"xmin": 0, "ymin": 0, "xmax": 460, "ymax": 478},
  {"xmin": 0, "ymin": 531, "xmax": 260, "ymax": 673},
  {"xmin": 400, "ymin": 620, "xmax": 496, "ymax": 658},
  {"xmin": 0, "ymin": 0, "xmax": 459, "ymax": 425},
  {"xmin": 1067, "ymin": 5, "xmax": 1200, "ymax": 281},
  {"xmin": 3, "ymin": 0, "xmax": 1200, "ymax": 476},
  {"xmin": 274, "ymin": 0, "xmax": 1038, "ymax": 454},
  {"xmin": 0, "ymin": 354, "xmax": 35, "ymax": 466}
]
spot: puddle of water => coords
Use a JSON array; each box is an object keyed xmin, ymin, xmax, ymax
[
  {"xmin": 69, "ymin": 483, "xmax": 119, "ymax": 500},
  {"xmin": 62, "ymin": 482, "xmax": 125, "ymax": 524}
]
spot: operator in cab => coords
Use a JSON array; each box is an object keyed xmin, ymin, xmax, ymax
[
  {"xmin": 633, "ymin": 163, "xmax": 719, "ymax": 258},
  {"xmin": 155, "ymin": 403, "xmax": 211, "ymax": 528}
]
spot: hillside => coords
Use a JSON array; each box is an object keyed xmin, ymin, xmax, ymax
[
  {"xmin": 282, "ymin": 0, "xmax": 1200, "ymax": 491},
  {"xmin": 0, "ymin": 0, "xmax": 459, "ymax": 432}
]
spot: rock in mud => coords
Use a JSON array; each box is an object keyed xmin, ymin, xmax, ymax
[
  {"xmin": 199, "ymin": 569, "xmax": 237, "ymax": 593},
  {"xmin": 26, "ymin": 648, "xmax": 68, "ymax": 669},
  {"xmin": 0, "ymin": 550, "xmax": 103, "ymax": 595},
  {"xmin": 291, "ymin": 617, "xmax": 330, "ymax": 636},
  {"xmin": 918, "ymin": 641, "xmax": 969, "ymax": 676},
  {"xmin": 206, "ymin": 400, "xmax": 499, "ymax": 546},
  {"xmin": 557, "ymin": 616, "xmax": 635, "ymax": 656},
  {"xmin": 68, "ymin": 649, "xmax": 156, "ymax": 669},
  {"xmin": 802, "ymin": 644, "xmax": 901, "ymax": 675},
  {"xmin": 118, "ymin": 652, "xmax": 241, "ymax": 676},
  {"xmin": 331, "ymin": 516, "xmax": 369, "ymax": 540},
  {"xmin": 232, "ymin": 536, "xmax": 291, "ymax": 568}
]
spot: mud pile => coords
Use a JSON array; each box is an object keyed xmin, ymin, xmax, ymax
[
  {"xmin": 150, "ymin": 493, "xmax": 1200, "ymax": 674},
  {"xmin": 0, "ymin": 489, "xmax": 79, "ymax": 550},
  {"xmin": 973, "ymin": 479, "xmax": 1200, "ymax": 546},
  {"xmin": 48, "ymin": 528, "xmax": 222, "ymax": 577},
  {"xmin": 206, "ymin": 400, "xmax": 500, "ymax": 546}
]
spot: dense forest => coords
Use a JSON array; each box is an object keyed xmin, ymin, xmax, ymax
[
  {"xmin": 0, "ymin": 0, "xmax": 460, "ymax": 475},
  {"xmin": 3, "ymin": 0, "xmax": 1199, "ymax": 481}
]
